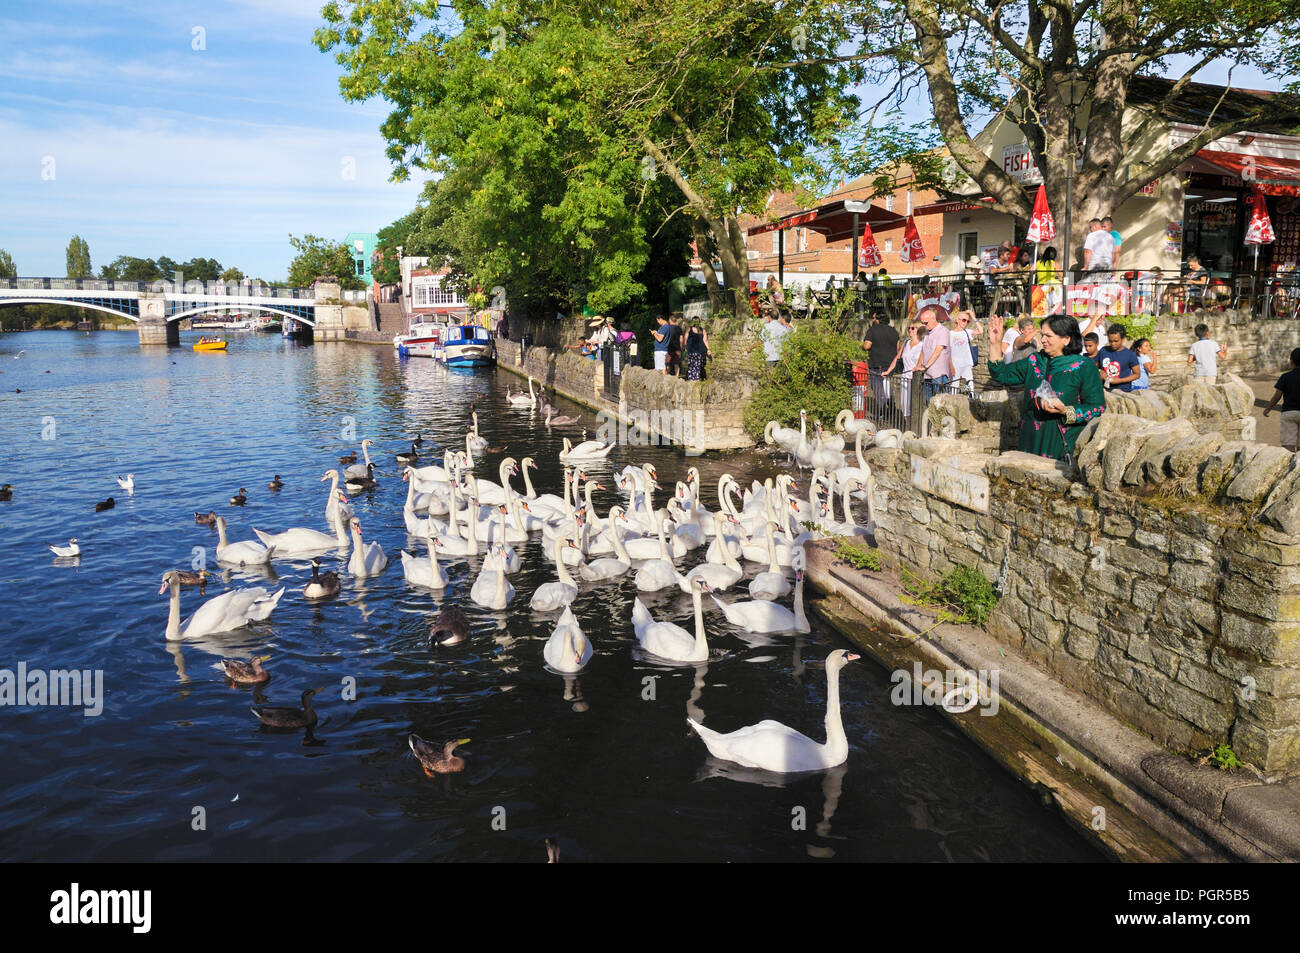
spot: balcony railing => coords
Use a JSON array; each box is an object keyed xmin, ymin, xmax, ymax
[{"xmin": 0, "ymin": 277, "xmax": 317, "ymax": 298}]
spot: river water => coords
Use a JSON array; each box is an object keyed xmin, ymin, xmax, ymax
[{"xmin": 0, "ymin": 329, "xmax": 1099, "ymax": 862}]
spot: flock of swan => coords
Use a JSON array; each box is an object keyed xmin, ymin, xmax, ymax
[{"xmin": 142, "ymin": 385, "xmax": 884, "ymax": 775}]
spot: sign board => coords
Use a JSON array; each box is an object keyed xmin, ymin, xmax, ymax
[
  {"xmin": 910, "ymin": 457, "xmax": 990, "ymax": 514},
  {"xmin": 1002, "ymin": 140, "xmax": 1085, "ymax": 185}
]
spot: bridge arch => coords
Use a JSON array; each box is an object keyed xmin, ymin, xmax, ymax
[{"xmin": 167, "ymin": 304, "xmax": 316, "ymax": 327}]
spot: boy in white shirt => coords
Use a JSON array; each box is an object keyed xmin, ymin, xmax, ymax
[{"xmin": 1187, "ymin": 323, "xmax": 1227, "ymax": 385}]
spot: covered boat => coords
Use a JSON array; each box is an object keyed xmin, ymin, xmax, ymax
[{"xmin": 439, "ymin": 323, "xmax": 495, "ymax": 367}]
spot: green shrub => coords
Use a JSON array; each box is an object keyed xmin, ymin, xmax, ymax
[
  {"xmin": 743, "ymin": 325, "xmax": 861, "ymax": 438},
  {"xmin": 1210, "ymin": 743, "xmax": 1243, "ymax": 772},
  {"xmin": 902, "ymin": 565, "xmax": 999, "ymax": 627},
  {"xmin": 835, "ymin": 540, "xmax": 882, "ymax": 572}
]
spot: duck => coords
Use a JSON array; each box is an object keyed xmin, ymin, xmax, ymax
[
  {"xmin": 252, "ymin": 687, "xmax": 322, "ymax": 729},
  {"xmin": 343, "ymin": 439, "xmax": 375, "ymax": 480},
  {"xmin": 174, "ymin": 569, "xmax": 210, "ymax": 593},
  {"xmin": 95, "ymin": 497, "xmax": 115, "ymax": 512},
  {"xmin": 560, "ymin": 435, "xmax": 614, "ymax": 462},
  {"xmin": 687, "ymin": 649, "xmax": 858, "ymax": 773},
  {"xmin": 544, "ymin": 605, "xmax": 592, "ymax": 672},
  {"xmin": 409, "ymin": 734, "xmax": 470, "ymax": 775},
  {"xmin": 530, "ymin": 540, "xmax": 580, "ymax": 611},
  {"xmin": 345, "ymin": 463, "xmax": 378, "ymax": 493},
  {"xmin": 632, "ymin": 577, "xmax": 711, "ymax": 663},
  {"xmin": 116, "ymin": 473, "xmax": 135, "ymax": 494},
  {"xmin": 47, "ymin": 538, "xmax": 80, "ymax": 558},
  {"xmin": 267, "ymin": 475, "xmax": 284, "ymax": 491},
  {"xmin": 470, "ymin": 546, "xmax": 516, "ymax": 609},
  {"xmin": 230, "ymin": 488, "xmax": 248, "ymax": 506},
  {"xmin": 347, "ymin": 518, "xmax": 388, "ymax": 578},
  {"xmin": 194, "ymin": 509, "xmax": 217, "ymax": 525},
  {"xmin": 214, "ymin": 515, "xmax": 274, "ymax": 566},
  {"xmin": 159, "ymin": 570, "xmax": 284, "ymax": 641},
  {"xmin": 710, "ymin": 568, "xmax": 810, "ymax": 634},
  {"xmin": 303, "ymin": 558, "xmax": 341, "ymax": 599},
  {"xmin": 221, "ymin": 655, "xmax": 271, "ymax": 683},
  {"xmin": 430, "ymin": 605, "xmax": 472, "ymax": 646},
  {"xmin": 0, "ymin": 484, "xmax": 11, "ymax": 501},
  {"xmin": 339, "ymin": 451, "xmax": 358, "ymax": 465}
]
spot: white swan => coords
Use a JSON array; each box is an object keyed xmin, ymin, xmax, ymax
[
  {"xmin": 253, "ymin": 508, "xmax": 348, "ymax": 556},
  {"xmin": 560, "ymin": 435, "xmax": 614, "ymax": 461},
  {"xmin": 400, "ymin": 522, "xmax": 449, "ymax": 589},
  {"xmin": 470, "ymin": 546, "xmax": 515, "ymax": 609},
  {"xmin": 347, "ymin": 517, "xmax": 388, "ymax": 577},
  {"xmin": 214, "ymin": 516, "xmax": 274, "ymax": 566},
  {"xmin": 633, "ymin": 516, "xmax": 683, "ymax": 592},
  {"xmin": 507, "ymin": 376, "xmax": 537, "ymax": 406},
  {"xmin": 711, "ymin": 568, "xmax": 810, "ymax": 634},
  {"xmin": 342, "ymin": 438, "xmax": 375, "ymax": 481},
  {"xmin": 633, "ymin": 577, "xmax": 711, "ymax": 663},
  {"xmin": 835, "ymin": 408, "xmax": 876, "ymax": 439},
  {"xmin": 813, "ymin": 419, "xmax": 845, "ymax": 452},
  {"xmin": 531, "ymin": 539, "xmax": 581, "ymax": 611},
  {"xmin": 577, "ymin": 506, "xmax": 633, "ymax": 581},
  {"xmin": 160, "ymin": 570, "xmax": 284, "ymax": 641},
  {"xmin": 322, "ymin": 469, "xmax": 354, "ymax": 528},
  {"xmin": 748, "ymin": 521, "xmax": 791, "ymax": 601},
  {"xmin": 543, "ymin": 605, "xmax": 591, "ymax": 672},
  {"xmin": 679, "ymin": 519, "xmax": 745, "ymax": 591},
  {"xmin": 687, "ymin": 649, "xmax": 858, "ymax": 772},
  {"xmin": 764, "ymin": 418, "xmax": 801, "ymax": 452}
]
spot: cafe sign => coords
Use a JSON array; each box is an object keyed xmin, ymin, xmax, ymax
[{"xmin": 1002, "ymin": 141, "xmax": 1086, "ymax": 185}]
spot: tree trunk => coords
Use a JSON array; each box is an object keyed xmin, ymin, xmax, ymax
[{"xmin": 691, "ymin": 217, "xmax": 723, "ymax": 317}]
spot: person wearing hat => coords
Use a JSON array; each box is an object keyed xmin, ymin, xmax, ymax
[{"xmin": 589, "ymin": 315, "xmax": 615, "ymax": 359}]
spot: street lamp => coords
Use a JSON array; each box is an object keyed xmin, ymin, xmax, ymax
[{"xmin": 1062, "ymin": 71, "xmax": 1085, "ymax": 278}]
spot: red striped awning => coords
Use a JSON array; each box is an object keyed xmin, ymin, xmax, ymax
[{"xmin": 1195, "ymin": 149, "xmax": 1300, "ymax": 196}]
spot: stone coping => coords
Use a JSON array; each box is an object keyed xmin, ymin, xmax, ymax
[{"xmin": 805, "ymin": 538, "xmax": 1300, "ymax": 861}]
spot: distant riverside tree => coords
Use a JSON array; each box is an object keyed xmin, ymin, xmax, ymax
[
  {"xmin": 315, "ymin": 0, "xmax": 860, "ymax": 321},
  {"xmin": 100, "ymin": 256, "xmax": 162, "ymax": 281},
  {"xmin": 65, "ymin": 236, "xmax": 92, "ymax": 279},
  {"xmin": 178, "ymin": 257, "xmax": 223, "ymax": 283},
  {"xmin": 0, "ymin": 249, "xmax": 15, "ymax": 278},
  {"xmin": 220, "ymin": 266, "xmax": 244, "ymax": 283},
  {"xmin": 286, "ymin": 234, "xmax": 365, "ymax": 290},
  {"xmin": 834, "ymin": 0, "xmax": 1300, "ymax": 262}
]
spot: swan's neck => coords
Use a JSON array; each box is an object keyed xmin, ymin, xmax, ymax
[
  {"xmin": 363, "ymin": 443, "xmax": 372, "ymax": 466},
  {"xmin": 823, "ymin": 658, "xmax": 847, "ymax": 761},
  {"xmin": 555, "ymin": 544, "xmax": 575, "ymax": 586},
  {"xmin": 404, "ymin": 472, "xmax": 417, "ymax": 510},
  {"xmin": 216, "ymin": 521, "xmax": 229, "ymax": 548},
  {"xmin": 495, "ymin": 560, "xmax": 507, "ymax": 602},
  {"xmin": 166, "ymin": 581, "xmax": 182, "ymax": 640},
  {"xmin": 765, "ymin": 523, "xmax": 780, "ymax": 573},
  {"xmin": 657, "ymin": 517, "xmax": 671, "ymax": 560},
  {"xmin": 856, "ymin": 429, "xmax": 867, "ymax": 469},
  {"xmin": 794, "ymin": 575, "xmax": 809, "ymax": 632},
  {"xmin": 522, "ymin": 462, "xmax": 537, "ymax": 498},
  {"xmin": 464, "ymin": 434, "xmax": 475, "ymax": 467},
  {"xmin": 333, "ymin": 508, "xmax": 349, "ymax": 545},
  {"xmin": 692, "ymin": 587, "xmax": 707, "ymax": 659},
  {"xmin": 610, "ymin": 511, "xmax": 630, "ymax": 561},
  {"xmin": 841, "ymin": 482, "xmax": 857, "ymax": 529}
]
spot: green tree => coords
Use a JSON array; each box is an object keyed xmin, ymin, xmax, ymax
[
  {"xmin": 315, "ymin": 0, "xmax": 859, "ymax": 321},
  {"xmin": 286, "ymin": 234, "xmax": 365, "ymax": 290},
  {"xmin": 99, "ymin": 256, "xmax": 162, "ymax": 281},
  {"xmin": 220, "ymin": 266, "xmax": 245, "ymax": 283},
  {"xmin": 0, "ymin": 249, "xmax": 15, "ymax": 278},
  {"xmin": 178, "ymin": 257, "xmax": 222, "ymax": 283},
  {"xmin": 65, "ymin": 236, "xmax": 92, "ymax": 278},
  {"xmin": 837, "ymin": 0, "xmax": 1300, "ymax": 264}
]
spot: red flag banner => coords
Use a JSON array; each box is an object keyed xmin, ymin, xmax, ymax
[
  {"xmin": 858, "ymin": 223, "xmax": 883, "ymax": 268},
  {"xmin": 899, "ymin": 214, "xmax": 925, "ymax": 263},
  {"xmin": 1026, "ymin": 184, "xmax": 1056, "ymax": 243}
]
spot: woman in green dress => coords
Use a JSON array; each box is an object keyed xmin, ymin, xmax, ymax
[{"xmin": 986, "ymin": 314, "xmax": 1106, "ymax": 460}]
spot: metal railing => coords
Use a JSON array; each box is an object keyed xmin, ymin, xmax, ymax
[{"xmin": 0, "ymin": 277, "xmax": 316, "ymax": 298}]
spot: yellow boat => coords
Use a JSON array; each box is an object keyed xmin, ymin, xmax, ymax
[{"xmin": 192, "ymin": 340, "xmax": 228, "ymax": 352}]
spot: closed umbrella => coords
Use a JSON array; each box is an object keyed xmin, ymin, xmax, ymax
[
  {"xmin": 1245, "ymin": 187, "xmax": 1275, "ymax": 311},
  {"xmin": 857, "ymin": 223, "xmax": 883, "ymax": 268}
]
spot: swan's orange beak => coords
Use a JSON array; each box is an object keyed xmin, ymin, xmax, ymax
[{"xmin": 846, "ymin": 653, "xmax": 859, "ymax": 662}]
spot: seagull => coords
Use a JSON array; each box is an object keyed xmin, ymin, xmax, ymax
[
  {"xmin": 116, "ymin": 474, "xmax": 135, "ymax": 494},
  {"xmin": 48, "ymin": 538, "xmax": 80, "ymax": 558},
  {"xmin": 13, "ymin": 350, "xmax": 24, "ymax": 359}
]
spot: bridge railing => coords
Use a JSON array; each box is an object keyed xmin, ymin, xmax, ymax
[{"xmin": 0, "ymin": 278, "xmax": 318, "ymax": 299}]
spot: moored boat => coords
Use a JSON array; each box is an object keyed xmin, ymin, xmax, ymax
[
  {"xmin": 396, "ymin": 317, "xmax": 446, "ymax": 358},
  {"xmin": 439, "ymin": 323, "xmax": 496, "ymax": 367}
]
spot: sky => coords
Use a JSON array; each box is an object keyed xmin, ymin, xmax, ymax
[{"xmin": 0, "ymin": 0, "xmax": 433, "ymax": 280}]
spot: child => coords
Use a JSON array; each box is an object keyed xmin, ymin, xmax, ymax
[
  {"xmin": 1187, "ymin": 323, "xmax": 1227, "ymax": 385},
  {"xmin": 1264, "ymin": 348, "xmax": 1300, "ymax": 452},
  {"xmin": 1083, "ymin": 332, "xmax": 1100, "ymax": 362},
  {"xmin": 1132, "ymin": 338, "xmax": 1156, "ymax": 390}
]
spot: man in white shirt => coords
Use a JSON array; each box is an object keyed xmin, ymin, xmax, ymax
[{"xmin": 1082, "ymin": 219, "xmax": 1115, "ymax": 273}]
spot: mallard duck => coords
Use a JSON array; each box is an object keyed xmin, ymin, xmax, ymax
[
  {"xmin": 221, "ymin": 655, "xmax": 271, "ymax": 683},
  {"xmin": 175, "ymin": 569, "xmax": 210, "ymax": 593},
  {"xmin": 95, "ymin": 497, "xmax": 115, "ymax": 512},
  {"xmin": 430, "ymin": 605, "xmax": 471, "ymax": 646},
  {"xmin": 230, "ymin": 488, "xmax": 248, "ymax": 506},
  {"xmin": 267, "ymin": 475, "xmax": 284, "ymax": 491},
  {"xmin": 195, "ymin": 510, "xmax": 217, "ymax": 525},
  {"xmin": 303, "ymin": 558, "xmax": 340, "ymax": 599},
  {"xmin": 339, "ymin": 451, "xmax": 357, "ymax": 465},
  {"xmin": 0, "ymin": 484, "xmax": 12, "ymax": 501},
  {"xmin": 252, "ymin": 687, "xmax": 322, "ymax": 729},
  {"xmin": 48, "ymin": 538, "xmax": 80, "ymax": 558},
  {"xmin": 409, "ymin": 734, "xmax": 469, "ymax": 776}
]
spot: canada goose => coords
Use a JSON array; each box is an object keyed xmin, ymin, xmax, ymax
[
  {"xmin": 430, "ymin": 605, "xmax": 471, "ymax": 646},
  {"xmin": 252, "ymin": 687, "xmax": 323, "ymax": 729},
  {"xmin": 221, "ymin": 655, "xmax": 271, "ymax": 684},
  {"xmin": 303, "ymin": 558, "xmax": 341, "ymax": 599},
  {"xmin": 345, "ymin": 463, "xmax": 377, "ymax": 493},
  {"xmin": 409, "ymin": 734, "xmax": 470, "ymax": 775},
  {"xmin": 267, "ymin": 475, "xmax": 284, "ymax": 491},
  {"xmin": 95, "ymin": 497, "xmax": 115, "ymax": 512},
  {"xmin": 48, "ymin": 538, "xmax": 80, "ymax": 558},
  {"xmin": 395, "ymin": 443, "xmax": 420, "ymax": 465},
  {"xmin": 230, "ymin": 488, "xmax": 248, "ymax": 506}
]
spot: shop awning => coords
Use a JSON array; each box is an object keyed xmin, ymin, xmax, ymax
[
  {"xmin": 911, "ymin": 197, "xmax": 996, "ymax": 216},
  {"xmin": 746, "ymin": 199, "xmax": 906, "ymax": 243},
  {"xmin": 1195, "ymin": 149, "xmax": 1300, "ymax": 196}
]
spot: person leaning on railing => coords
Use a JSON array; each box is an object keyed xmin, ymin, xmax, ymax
[{"xmin": 986, "ymin": 314, "xmax": 1106, "ymax": 461}]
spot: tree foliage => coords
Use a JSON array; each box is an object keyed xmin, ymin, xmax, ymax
[
  {"xmin": 286, "ymin": 234, "xmax": 366, "ymax": 289},
  {"xmin": 742, "ymin": 325, "xmax": 862, "ymax": 438},
  {"xmin": 65, "ymin": 236, "xmax": 92, "ymax": 279},
  {"xmin": 836, "ymin": 0, "xmax": 1300, "ymax": 263},
  {"xmin": 0, "ymin": 249, "xmax": 15, "ymax": 278}
]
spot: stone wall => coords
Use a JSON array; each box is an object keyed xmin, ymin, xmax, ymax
[{"xmin": 865, "ymin": 432, "xmax": 1300, "ymax": 777}]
